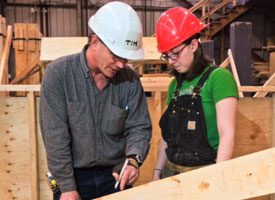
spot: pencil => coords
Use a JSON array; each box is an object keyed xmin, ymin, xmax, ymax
[{"xmin": 114, "ymin": 158, "xmax": 129, "ymax": 189}]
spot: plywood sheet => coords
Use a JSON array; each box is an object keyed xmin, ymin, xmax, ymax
[{"xmin": 40, "ymin": 37, "xmax": 161, "ymax": 62}]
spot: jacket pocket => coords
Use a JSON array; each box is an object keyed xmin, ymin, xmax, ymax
[{"xmin": 101, "ymin": 104, "xmax": 128, "ymax": 135}]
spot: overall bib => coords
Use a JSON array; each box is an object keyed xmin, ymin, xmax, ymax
[{"xmin": 160, "ymin": 67, "xmax": 217, "ymax": 167}]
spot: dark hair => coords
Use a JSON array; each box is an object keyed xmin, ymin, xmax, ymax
[{"xmin": 171, "ymin": 34, "xmax": 211, "ymax": 86}]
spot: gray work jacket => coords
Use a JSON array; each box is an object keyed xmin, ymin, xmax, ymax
[{"xmin": 40, "ymin": 45, "xmax": 152, "ymax": 192}]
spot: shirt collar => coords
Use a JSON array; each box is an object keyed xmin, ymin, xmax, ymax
[{"xmin": 80, "ymin": 44, "xmax": 91, "ymax": 78}]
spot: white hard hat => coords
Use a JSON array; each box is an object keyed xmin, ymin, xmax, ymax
[{"xmin": 88, "ymin": 1, "xmax": 144, "ymax": 60}]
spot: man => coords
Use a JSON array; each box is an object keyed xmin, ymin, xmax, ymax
[{"xmin": 40, "ymin": 2, "xmax": 152, "ymax": 200}]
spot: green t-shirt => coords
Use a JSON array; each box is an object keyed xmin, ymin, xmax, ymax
[{"xmin": 166, "ymin": 67, "xmax": 239, "ymax": 150}]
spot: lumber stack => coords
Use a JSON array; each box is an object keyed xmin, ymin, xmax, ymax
[{"xmin": 12, "ymin": 23, "xmax": 42, "ymax": 96}]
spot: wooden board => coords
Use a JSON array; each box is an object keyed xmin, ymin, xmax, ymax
[
  {"xmin": 0, "ymin": 15, "xmax": 6, "ymax": 62},
  {"xmin": 99, "ymin": 148, "xmax": 275, "ymax": 200},
  {"xmin": 0, "ymin": 25, "xmax": 12, "ymax": 96},
  {"xmin": 234, "ymin": 98, "xmax": 272, "ymax": 157},
  {"xmin": 0, "ymin": 97, "xmax": 32, "ymax": 200},
  {"xmin": 40, "ymin": 37, "xmax": 161, "ymax": 62},
  {"xmin": 269, "ymin": 52, "xmax": 275, "ymax": 75}
]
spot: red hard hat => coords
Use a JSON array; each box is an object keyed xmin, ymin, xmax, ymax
[{"xmin": 156, "ymin": 7, "xmax": 207, "ymax": 53}]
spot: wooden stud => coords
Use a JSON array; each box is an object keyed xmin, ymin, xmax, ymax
[
  {"xmin": 228, "ymin": 49, "xmax": 244, "ymax": 97},
  {"xmin": 0, "ymin": 15, "xmax": 6, "ymax": 61},
  {"xmin": 0, "ymin": 25, "xmax": 12, "ymax": 96},
  {"xmin": 220, "ymin": 57, "xmax": 229, "ymax": 68},
  {"xmin": 0, "ymin": 85, "xmax": 40, "ymax": 92},
  {"xmin": 1, "ymin": 84, "xmax": 275, "ymax": 94},
  {"xmin": 27, "ymin": 92, "xmax": 39, "ymax": 200},
  {"xmin": 269, "ymin": 52, "xmax": 275, "ymax": 75},
  {"xmin": 273, "ymin": 95, "xmax": 275, "ymax": 148},
  {"xmin": 153, "ymin": 92, "xmax": 162, "ymax": 163},
  {"xmin": 238, "ymin": 86, "xmax": 275, "ymax": 92}
]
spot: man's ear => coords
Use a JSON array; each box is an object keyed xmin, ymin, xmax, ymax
[{"xmin": 91, "ymin": 35, "xmax": 100, "ymax": 45}]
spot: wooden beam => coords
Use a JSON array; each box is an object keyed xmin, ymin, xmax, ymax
[
  {"xmin": 99, "ymin": 148, "xmax": 275, "ymax": 200},
  {"xmin": 140, "ymin": 77, "xmax": 173, "ymax": 92},
  {"xmin": 153, "ymin": 92, "xmax": 162, "ymax": 162},
  {"xmin": 254, "ymin": 72, "xmax": 275, "ymax": 98},
  {"xmin": 272, "ymin": 95, "xmax": 275, "ymax": 154},
  {"xmin": 0, "ymin": 25, "xmax": 12, "ymax": 96},
  {"xmin": 0, "ymin": 85, "xmax": 41, "ymax": 92},
  {"xmin": 1, "ymin": 84, "xmax": 275, "ymax": 94},
  {"xmin": 220, "ymin": 57, "xmax": 229, "ymax": 68},
  {"xmin": 0, "ymin": 25, "xmax": 12, "ymax": 83},
  {"xmin": 228, "ymin": 49, "xmax": 244, "ymax": 97},
  {"xmin": 27, "ymin": 92, "xmax": 39, "ymax": 200},
  {"xmin": 238, "ymin": 86, "xmax": 275, "ymax": 92},
  {"xmin": 270, "ymin": 52, "xmax": 275, "ymax": 74},
  {"xmin": 0, "ymin": 15, "xmax": 6, "ymax": 61}
]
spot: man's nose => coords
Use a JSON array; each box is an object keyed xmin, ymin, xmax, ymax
[{"xmin": 116, "ymin": 61, "xmax": 125, "ymax": 69}]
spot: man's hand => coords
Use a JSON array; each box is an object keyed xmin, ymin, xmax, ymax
[
  {"xmin": 112, "ymin": 165, "xmax": 139, "ymax": 191},
  {"xmin": 60, "ymin": 190, "xmax": 81, "ymax": 200}
]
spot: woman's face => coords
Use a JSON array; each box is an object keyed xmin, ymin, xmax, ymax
[{"xmin": 166, "ymin": 39, "xmax": 199, "ymax": 74}]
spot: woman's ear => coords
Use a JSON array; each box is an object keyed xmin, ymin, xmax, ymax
[{"xmin": 191, "ymin": 39, "xmax": 199, "ymax": 53}]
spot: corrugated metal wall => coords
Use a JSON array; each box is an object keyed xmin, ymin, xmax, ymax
[
  {"xmin": 3, "ymin": 0, "xmax": 275, "ymax": 61},
  {"xmin": 3, "ymin": 0, "xmax": 191, "ymax": 37}
]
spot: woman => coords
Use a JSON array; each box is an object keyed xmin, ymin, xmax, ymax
[{"xmin": 153, "ymin": 7, "xmax": 239, "ymax": 180}]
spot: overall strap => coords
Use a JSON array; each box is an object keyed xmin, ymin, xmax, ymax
[{"xmin": 193, "ymin": 66, "xmax": 218, "ymax": 94}]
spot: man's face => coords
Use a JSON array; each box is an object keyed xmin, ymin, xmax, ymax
[{"xmin": 95, "ymin": 38, "xmax": 128, "ymax": 78}]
